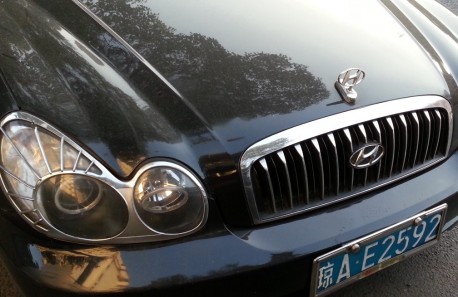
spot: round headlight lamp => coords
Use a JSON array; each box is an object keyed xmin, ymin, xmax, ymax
[
  {"xmin": 0, "ymin": 112, "xmax": 209, "ymax": 244},
  {"xmin": 134, "ymin": 164, "xmax": 207, "ymax": 234},
  {"xmin": 54, "ymin": 175, "xmax": 103, "ymax": 215},
  {"xmin": 36, "ymin": 174, "xmax": 128, "ymax": 240}
]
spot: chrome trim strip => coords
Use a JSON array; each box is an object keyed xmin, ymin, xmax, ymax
[
  {"xmin": 0, "ymin": 164, "xmax": 35, "ymax": 189},
  {"xmin": 259, "ymin": 158, "xmax": 276, "ymax": 214},
  {"xmin": 372, "ymin": 120, "xmax": 382, "ymax": 181},
  {"xmin": 60, "ymin": 137, "xmax": 65, "ymax": 172},
  {"xmin": 85, "ymin": 161, "xmax": 95, "ymax": 174},
  {"xmin": 398, "ymin": 114, "xmax": 408, "ymax": 171},
  {"xmin": 33, "ymin": 218, "xmax": 44, "ymax": 225},
  {"xmin": 327, "ymin": 133, "xmax": 339, "ymax": 195},
  {"xmin": 357, "ymin": 124, "xmax": 369, "ymax": 187},
  {"xmin": 411, "ymin": 112, "xmax": 420, "ymax": 165},
  {"xmin": 8, "ymin": 193, "xmax": 34, "ymax": 201},
  {"xmin": 386, "ymin": 117, "xmax": 396, "ymax": 176},
  {"xmin": 343, "ymin": 128, "xmax": 354, "ymax": 190},
  {"xmin": 34, "ymin": 126, "xmax": 52, "ymax": 174},
  {"xmin": 241, "ymin": 96, "xmax": 453, "ymax": 224},
  {"xmin": 311, "ymin": 138, "xmax": 325, "ymax": 200},
  {"xmin": 294, "ymin": 144, "xmax": 309, "ymax": 203},
  {"xmin": 73, "ymin": 150, "xmax": 82, "ymax": 172},
  {"xmin": 19, "ymin": 209, "xmax": 37, "ymax": 214},
  {"xmin": 423, "ymin": 110, "xmax": 431, "ymax": 163},
  {"xmin": 277, "ymin": 151, "xmax": 293, "ymax": 208},
  {"xmin": 433, "ymin": 110, "xmax": 443, "ymax": 156}
]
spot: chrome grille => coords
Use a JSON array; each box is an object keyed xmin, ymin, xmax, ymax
[{"xmin": 241, "ymin": 96, "xmax": 452, "ymax": 223}]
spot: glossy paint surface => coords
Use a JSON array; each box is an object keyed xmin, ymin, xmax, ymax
[
  {"xmin": 0, "ymin": 0, "xmax": 453, "ymax": 178},
  {"xmin": 1, "ymin": 0, "xmax": 457, "ymax": 226},
  {"xmin": 1, "ymin": 0, "xmax": 458, "ymax": 296},
  {"xmin": 79, "ymin": 0, "xmax": 451, "ymax": 155},
  {"xmin": 1, "ymin": 152, "xmax": 458, "ymax": 296},
  {"xmin": 0, "ymin": 0, "xmax": 218, "ymax": 179}
]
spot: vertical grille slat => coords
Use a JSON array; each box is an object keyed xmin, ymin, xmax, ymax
[
  {"xmin": 357, "ymin": 124, "xmax": 369, "ymax": 187},
  {"xmin": 267, "ymin": 155, "xmax": 283, "ymax": 211},
  {"xmin": 318, "ymin": 137, "xmax": 331, "ymax": 196},
  {"xmin": 246, "ymin": 103, "xmax": 450, "ymax": 222},
  {"xmin": 276, "ymin": 151, "xmax": 293, "ymax": 209},
  {"xmin": 284, "ymin": 149, "xmax": 300, "ymax": 207},
  {"xmin": 342, "ymin": 128, "xmax": 354, "ymax": 191},
  {"xmin": 421, "ymin": 111, "xmax": 431, "ymax": 163},
  {"xmin": 326, "ymin": 133, "xmax": 339, "ymax": 196},
  {"xmin": 293, "ymin": 144, "xmax": 309, "ymax": 204},
  {"xmin": 303, "ymin": 143, "xmax": 317, "ymax": 201},
  {"xmin": 410, "ymin": 112, "xmax": 420, "ymax": 166},
  {"xmin": 432, "ymin": 110, "xmax": 443, "ymax": 157},
  {"xmin": 257, "ymin": 158, "xmax": 277, "ymax": 213},
  {"xmin": 384, "ymin": 117, "xmax": 396, "ymax": 177},
  {"xmin": 371, "ymin": 120, "xmax": 383, "ymax": 182},
  {"xmin": 398, "ymin": 115, "xmax": 408, "ymax": 172},
  {"xmin": 310, "ymin": 138, "xmax": 325, "ymax": 200}
]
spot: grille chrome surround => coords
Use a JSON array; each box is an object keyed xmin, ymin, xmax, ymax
[{"xmin": 241, "ymin": 96, "xmax": 453, "ymax": 224}]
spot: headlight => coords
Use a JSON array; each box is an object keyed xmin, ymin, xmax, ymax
[
  {"xmin": 134, "ymin": 165, "xmax": 207, "ymax": 234},
  {"xmin": 36, "ymin": 175, "xmax": 128, "ymax": 239},
  {"xmin": 0, "ymin": 112, "xmax": 208, "ymax": 243}
]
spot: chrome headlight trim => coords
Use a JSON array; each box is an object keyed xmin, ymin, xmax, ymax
[
  {"xmin": 132, "ymin": 161, "xmax": 209, "ymax": 234},
  {"xmin": 0, "ymin": 112, "xmax": 208, "ymax": 244}
]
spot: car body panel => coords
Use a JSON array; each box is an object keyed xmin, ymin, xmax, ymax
[
  {"xmin": 1, "ymin": 152, "xmax": 458, "ymax": 296},
  {"xmin": 1, "ymin": 0, "xmax": 458, "ymax": 296},
  {"xmin": 77, "ymin": 0, "xmax": 455, "ymax": 157},
  {"xmin": 1, "ymin": 0, "xmax": 455, "ymax": 176}
]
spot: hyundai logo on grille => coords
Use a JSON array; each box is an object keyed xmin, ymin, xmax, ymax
[{"xmin": 349, "ymin": 144, "xmax": 385, "ymax": 169}]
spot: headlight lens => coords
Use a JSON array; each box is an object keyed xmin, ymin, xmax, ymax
[
  {"xmin": 0, "ymin": 112, "xmax": 208, "ymax": 243},
  {"xmin": 134, "ymin": 166, "xmax": 207, "ymax": 234},
  {"xmin": 36, "ymin": 175, "xmax": 128, "ymax": 239},
  {"xmin": 52, "ymin": 176, "xmax": 103, "ymax": 215}
]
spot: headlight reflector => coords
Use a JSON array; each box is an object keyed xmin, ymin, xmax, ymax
[
  {"xmin": 134, "ymin": 165, "xmax": 207, "ymax": 234},
  {"xmin": 36, "ymin": 174, "xmax": 128, "ymax": 239}
]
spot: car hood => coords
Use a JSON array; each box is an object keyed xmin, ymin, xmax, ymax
[
  {"xmin": 0, "ymin": 0, "xmax": 456, "ymax": 181},
  {"xmin": 77, "ymin": 0, "xmax": 453, "ymax": 153}
]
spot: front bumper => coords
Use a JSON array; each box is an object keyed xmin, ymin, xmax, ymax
[{"xmin": 2, "ymin": 152, "xmax": 458, "ymax": 297}]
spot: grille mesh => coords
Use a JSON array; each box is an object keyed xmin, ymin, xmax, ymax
[{"xmin": 250, "ymin": 108, "xmax": 449, "ymax": 221}]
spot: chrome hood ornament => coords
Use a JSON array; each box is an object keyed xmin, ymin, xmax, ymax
[{"xmin": 335, "ymin": 68, "xmax": 365, "ymax": 104}]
